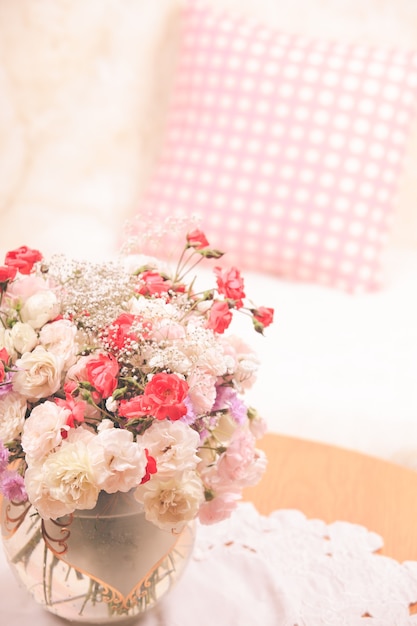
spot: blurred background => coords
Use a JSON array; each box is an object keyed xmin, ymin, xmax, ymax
[
  {"xmin": 0, "ymin": 0, "xmax": 417, "ymax": 465},
  {"xmin": 0, "ymin": 0, "xmax": 417, "ymax": 260}
]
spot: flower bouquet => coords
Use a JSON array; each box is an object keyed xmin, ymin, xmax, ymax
[{"xmin": 0, "ymin": 231, "xmax": 273, "ymax": 621}]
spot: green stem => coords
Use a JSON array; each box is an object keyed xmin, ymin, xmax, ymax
[
  {"xmin": 175, "ymin": 252, "xmax": 204, "ymax": 283},
  {"xmin": 172, "ymin": 246, "xmax": 189, "ymax": 283},
  {"xmin": 11, "ymin": 526, "xmax": 42, "ymax": 566}
]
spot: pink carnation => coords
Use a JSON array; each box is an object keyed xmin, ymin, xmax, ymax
[
  {"xmin": 85, "ymin": 353, "xmax": 119, "ymax": 398},
  {"xmin": 217, "ymin": 430, "xmax": 267, "ymax": 488},
  {"xmin": 198, "ymin": 488, "xmax": 240, "ymax": 525},
  {"xmin": 0, "ymin": 470, "xmax": 27, "ymax": 502}
]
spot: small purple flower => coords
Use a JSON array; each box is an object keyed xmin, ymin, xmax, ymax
[
  {"xmin": 213, "ymin": 386, "xmax": 247, "ymax": 424},
  {"xmin": 212, "ymin": 385, "xmax": 235, "ymax": 411},
  {"xmin": 0, "ymin": 440, "xmax": 9, "ymax": 473},
  {"xmin": 0, "ymin": 470, "xmax": 27, "ymax": 503},
  {"xmin": 228, "ymin": 394, "xmax": 247, "ymax": 425},
  {"xmin": 180, "ymin": 396, "xmax": 197, "ymax": 426},
  {"xmin": 0, "ymin": 372, "xmax": 13, "ymax": 397}
]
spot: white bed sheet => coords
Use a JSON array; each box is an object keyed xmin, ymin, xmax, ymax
[{"xmin": 228, "ymin": 246, "xmax": 417, "ymax": 463}]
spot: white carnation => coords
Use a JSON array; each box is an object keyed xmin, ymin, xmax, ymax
[
  {"xmin": 20, "ymin": 290, "xmax": 60, "ymax": 329},
  {"xmin": 0, "ymin": 392, "xmax": 27, "ymax": 443},
  {"xmin": 39, "ymin": 318, "xmax": 77, "ymax": 369},
  {"xmin": 140, "ymin": 420, "xmax": 201, "ymax": 477},
  {"xmin": 12, "ymin": 346, "xmax": 63, "ymax": 401},
  {"xmin": 21, "ymin": 400, "xmax": 69, "ymax": 464},
  {"xmin": 10, "ymin": 322, "xmax": 38, "ymax": 355},
  {"xmin": 90, "ymin": 420, "xmax": 148, "ymax": 493}
]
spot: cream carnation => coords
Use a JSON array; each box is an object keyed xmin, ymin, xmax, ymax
[
  {"xmin": 0, "ymin": 392, "xmax": 27, "ymax": 443},
  {"xmin": 20, "ymin": 290, "xmax": 60, "ymax": 329},
  {"xmin": 12, "ymin": 346, "xmax": 63, "ymax": 401},
  {"xmin": 21, "ymin": 400, "xmax": 69, "ymax": 464},
  {"xmin": 24, "ymin": 436, "xmax": 100, "ymax": 519},
  {"xmin": 135, "ymin": 471, "xmax": 204, "ymax": 533},
  {"xmin": 39, "ymin": 318, "xmax": 77, "ymax": 369},
  {"xmin": 207, "ymin": 412, "xmax": 239, "ymax": 446},
  {"xmin": 10, "ymin": 322, "xmax": 38, "ymax": 355}
]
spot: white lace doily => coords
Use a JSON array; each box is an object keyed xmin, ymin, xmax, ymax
[
  {"xmin": 148, "ymin": 502, "xmax": 417, "ymax": 626},
  {"xmin": 1, "ymin": 502, "xmax": 417, "ymax": 625}
]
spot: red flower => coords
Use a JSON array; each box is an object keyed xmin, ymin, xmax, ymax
[
  {"xmin": 63, "ymin": 380, "xmax": 77, "ymax": 395},
  {"xmin": 55, "ymin": 394, "xmax": 86, "ymax": 429},
  {"xmin": 186, "ymin": 229, "xmax": 209, "ymax": 250},
  {"xmin": 0, "ymin": 348, "xmax": 9, "ymax": 364},
  {"xmin": 0, "ymin": 348, "xmax": 9, "ymax": 384},
  {"xmin": 253, "ymin": 307, "xmax": 274, "ymax": 329},
  {"xmin": 172, "ymin": 282, "xmax": 186, "ymax": 294},
  {"xmin": 140, "ymin": 449, "xmax": 157, "ymax": 484},
  {"xmin": 205, "ymin": 301, "xmax": 233, "ymax": 334},
  {"xmin": 103, "ymin": 313, "xmax": 152, "ymax": 350},
  {"xmin": 105, "ymin": 313, "xmax": 136, "ymax": 350},
  {"xmin": 143, "ymin": 373, "xmax": 189, "ymax": 421},
  {"xmin": 0, "ymin": 265, "xmax": 17, "ymax": 290},
  {"xmin": 136, "ymin": 271, "xmax": 173, "ymax": 296},
  {"xmin": 85, "ymin": 353, "xmax": 119, "ymax": 398},
  {"xmin": 119, "ymin": 374, "xmax": 189, "ymax": 422},
  {"xmin": 118, "ymin": 394, "xmax": 155, "ymax": 419},
  {"xmin": 214, "ymin": 266, "xmax": 245, "ymax": 308},
  {"xmin": 4, "ymin": 246, "xmax": 42, "ymax": 275}
]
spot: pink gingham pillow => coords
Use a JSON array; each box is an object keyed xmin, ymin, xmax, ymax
[{"xmin": 134, "ymin": 1, "xmax": 417, "ymax": 292}]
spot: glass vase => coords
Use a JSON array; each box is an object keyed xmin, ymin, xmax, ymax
[{"xmin": 0, "ymin": 491, "xmax": 195, "ymax": 623}]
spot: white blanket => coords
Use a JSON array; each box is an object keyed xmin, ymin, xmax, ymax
[{"xmin": 231, "ymin": 247, "xmax": 417, "ymax": 463}]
